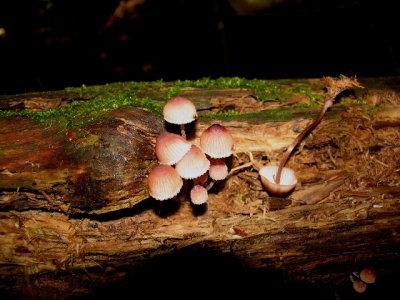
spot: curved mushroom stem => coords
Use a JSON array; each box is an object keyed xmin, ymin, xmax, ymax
[
  {"xmin": 180, "ymin": 124, "xmax": 186, "ymax": 139},
  {"xmin": 275, "ymin": 98, "xmax": 333, "ymax": 184},
  {"xmin": 274, "ymin": 75, "xmax": 362, "ymax": 184}
]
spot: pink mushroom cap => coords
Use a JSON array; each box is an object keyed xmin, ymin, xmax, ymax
[
  {"xmin": 148, "ymin": 164, "xmax": 183, "ymax": 201},
  {"xmin": 155, "ymin": 132, "xmax": 191, "ymax": 165},
  {"xmin": 352, "ymin": 279, "xmax": 367, "ymax": 293},
  {"xmin": 200, "ymin": 124, "xmax": 234, "ymax": 158},
  {"xmin": 360, "ymin": 267, "xmax": 376, "ymax": 284},
  {"xmin": 190, "ymin": 185, "xmax": 208, "ymax": 205},
  {"xmin": 163, "ymin": 96, "xmax": 197, "ymax": 125},
  {"xmin": 209, "ymin": 158, "xmax": 229, "ymax": 181},
  {"xmin": 175, "ymin": 145, "xmax": 210, "ymax": 179}
]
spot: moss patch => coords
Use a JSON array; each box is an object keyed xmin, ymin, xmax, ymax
[
  {"xmin": 0, "ymin": 77, "xmax": 326, "ymax": 130},
  {"xmin": 0, "ymin": 94, "xmax": 163, "ymax": 131},
  {"xmin": 201, "ymin": 106, "xmax": 320, "ymax": 124},
  {"xmin": 65, "ymin": 77, "xmax": 324, "ymax": 103}
]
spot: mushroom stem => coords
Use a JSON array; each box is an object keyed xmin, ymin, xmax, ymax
[
  {"xmin": 206, "ymin": 180, "xmax": 216, "ymax": 191},
  {"xmin": 180, "ymin": 124, "xmax": 186, "ymax": 139},
  {"xmin": 227, "ymin": 161, "xmax": 254, "ymax": 177},
  {"xmin": 274, "ymin": 75, "xmax": 362, "ymax": 185},
  {"xmin": 179, "ymin": 179, "xmax": 189, "ymax": 201},
  {"xmin": 275, "ymin": 99, "xmax": 333, "ymax": 184}
]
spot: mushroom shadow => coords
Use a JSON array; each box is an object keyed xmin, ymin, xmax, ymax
[
  {"xmin": 191, "ymin": 202, "xmax": 208, "ymax": 216},
  {"xmin": 153, "ymin": 198, "xmax": 181, "ymax": 217},
  {"xmin": 163, "ymin": 120, "xmax": 197, "ymax": 141}
]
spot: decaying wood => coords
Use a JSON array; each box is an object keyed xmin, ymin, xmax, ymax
[
  {"xmin": 1, "ymin": 77, "xmax": 400, "ymax": 299},
  {"xmin": 0, "ymin": 108, "xmax": 162, "ymax": 214}
]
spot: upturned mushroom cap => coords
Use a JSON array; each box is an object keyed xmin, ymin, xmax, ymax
[
  {"xmin": 200, "ymin": 124, "xmax": 234, "ymax": 158},
  {"xmin": 190, "ymin": 185, "xmax": 208, "ymax": 205},
  {"xmin": 163, "ymin": 96, "xmax": 197, "ymax": 125},
  {"xmin": 175, "ymin": 144, "xmax": 210, "ymax": 179},
  {"xmin": 155, "ymin": 132, "xmax": 191, "ymax": 165},
  {"xmin": 360, "ymin": 268, "xmax": 376, "ymax": 284},
  {"xmin": 259, "ymin": 165, "xmax": 297, "ymax": 195},
  {"xmin": 148, "ymin": 164, "xmax": 183, "ymax": 201},
  {"xmin": 209, "ymin": 158, "xmax": 228, "ymax": 181}
]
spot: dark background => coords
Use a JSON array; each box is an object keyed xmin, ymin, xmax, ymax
[{"xmin": 0, "ymin": 0, "xmax": 398, "ymax": 95}]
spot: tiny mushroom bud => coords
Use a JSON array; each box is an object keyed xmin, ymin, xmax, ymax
[
  {"xmin": 190, "ymin": 185, "xmax": 208, "ymax": 205},
  {"xmin": 259, "ymin": 165, "xmax": 297, "ymax": 195},
  {"xmin": 352, "ymin": 279, "xmax": 367, "ymax": 294},
  {"xmin": 163, "ymin": 96, "xmax": 197, "ymax": 139},
  {"xmin": 360, "ymin": 267, "xmax": 376, "ymax": 284},
  {"xmin": 175, "ymin": 145, "xmax": 210, "ymax": 179},
  {"xmin": 200, "ymin": 124, "xmax": 234, "ymax": 159},
  {"xmin": 155, "ymin": 132, "xmax": 191, "ymax": 165},
  {"xmin": 148, "ymin": 164, "xmax": 183, "ymax": 201},
  {"xmin": 209, "ymin": 158, "xmax": 228, "ymax": 181}
]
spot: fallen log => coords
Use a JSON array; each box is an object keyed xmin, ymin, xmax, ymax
[
  {"xmin": 0, "ymin": 108, "xmax": 162, "ymax": 214},
  {"xmin": 1, "ymin": 76, "xmax": 400, "ymax": 299}
]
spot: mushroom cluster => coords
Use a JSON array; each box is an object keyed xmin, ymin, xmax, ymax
[
  {"xmin": 148, "ymin": 96, "xmax": 234, "ymax": 207},
  {"xmin": 350, "ymin": 267, "xmax": 377, "ymax": 294}
]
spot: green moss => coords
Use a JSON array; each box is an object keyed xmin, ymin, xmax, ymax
[
  {"xmin": 0, "ymin": 76, "xmax": 325, "ymax": 130},
  {"xmin": 353, "ymin": 99, "xmax": 368, "ymax": 106},
  {"xmin": 65, "ymin": 76, "xmax": 305, "ymax": 102},
  {"xmin": 202, "ymin": 109, "xmax": 242, "ymax": 120},
  {"xmin": 0, "ymin": 93, "xmax": 163, "ymax": 130},
  {"xmin": 363, "ymin": 104, "xmax": 385, "ymax": 114},
  {"xmin": 202, "ymin": 107, "xmax": 301, "ymax": 123},
  {"xmin": 291, "ymin": 86, "xmax": 323, "ymax": 102}
]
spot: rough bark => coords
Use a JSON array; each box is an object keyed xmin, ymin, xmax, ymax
[
  {"xmin": 1, "ymin": 77, "xmax": 400, "ymax": 299},
  {"xmin": 0, "ymin": 108, "xmax": 162, "ymax": 214}
]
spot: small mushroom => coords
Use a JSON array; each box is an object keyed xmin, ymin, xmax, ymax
[
  {"xmin": 175, "ymin": 144, "xmax": 210, "ymax": 180},
  {"xmin": 259, "ymin": 76, "xmax": 361, "ymax": 195},
  {"xmin": 352, "ymin": 279, "xmax": 367, "ymax": 294},
  {"xmin": 205, "ymin": 159, "xmax": 230, "ymax": 191},
  {"xmin": 209, "ymin": 158, "xmax": 228, "ymax": 181},
  {"xmin": 148, "ymin": 164, "xmax": 183, "ymax": 201},
  {"xmin": 190, "ymin": 184, "xmax": 208, "ymax": 205},
  {"xmin": 155, "ymin": 132, "xmax": 191, "ymax": 165},
  {"xmin": 360, "ymin": 267, "xmax": 376, "ymax": 284},
  {"xmin": 200, "ymin": 124, "xmax": 234, "ymax": 159},
  {"xmin": 259, "ymin": 165, "xmax": 297, "ymax": 195},
  {"xmin": 163, "ymin": 96, "xmax": 197, "ymax": 139}
]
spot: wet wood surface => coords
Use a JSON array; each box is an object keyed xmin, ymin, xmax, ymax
[{"xmin": 0, "ymin": 77, "xmax": 399, "ymax": 299}]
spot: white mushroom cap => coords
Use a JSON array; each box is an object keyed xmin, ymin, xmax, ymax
[
  {"xmin": 190, "ymin": 185, "xmax": 208, "ymax": 205},
  {"xmin": 175, "ymin": 145, "xmax": 210, "ymax": 179},
  {"xmin": 163, "ymin": 96, "xmax": 197, "ymax": 125},
  {"xmin": 155, "ymin": 132, "xmax": 191, "ymax": 165},
  {"xmin": 148, "ymin": 164, "xmax": 183, "ymax": 201},
  {"xmin": 259, "ymin": 165, "xmax": 297, "ymax": 195},
  {"xmin": 209, "ymin": 158, "xmax": 228, "ymax": 181},
  {"xmin": 200, "ymin": 124, "xmax": 234, "ymax": 158}
]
